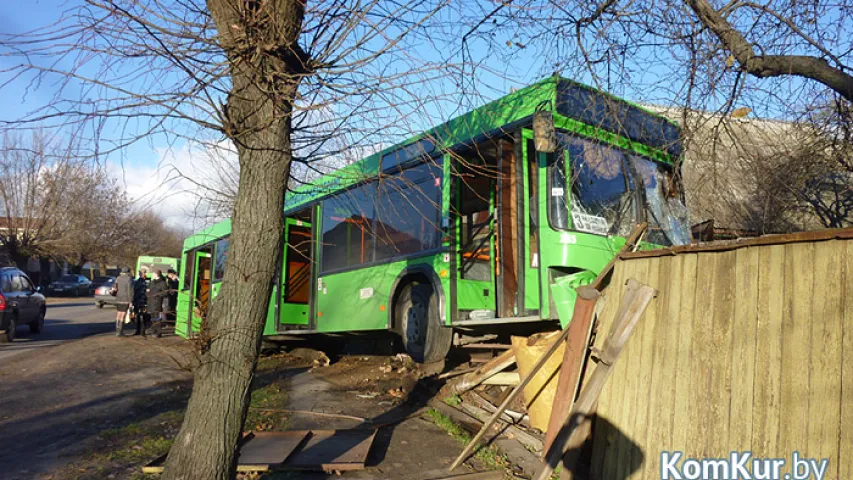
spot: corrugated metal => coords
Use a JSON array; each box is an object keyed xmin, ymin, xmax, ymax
[{"xmin": 589, "ymin": 236, "xmax": 852, "ymax": 479}]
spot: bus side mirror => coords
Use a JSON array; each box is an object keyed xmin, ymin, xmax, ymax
[{"xmin": 533, "ymin": 109, "xmax": 557, "ymax": 153}]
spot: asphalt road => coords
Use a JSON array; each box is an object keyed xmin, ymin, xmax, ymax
[{"xmin": 0, "ymin": 298, "xmax": 116, "ymax": 362}]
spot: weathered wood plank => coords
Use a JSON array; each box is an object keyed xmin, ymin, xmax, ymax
[
  {"xmin": 779, "ymin": 242, "xmax": 814, "ymax": 473},
  {"xmin": 644, "ymin": 255, "xmax": 680, "ymax": 478},
  {"xmin": 669, "ymin": 253, "xmax": 698, "ymax": 457},
  {"xmin": 613, "ymin": 258, "xmax": 648, "ymax": 480},
  {"xmin": 708, "ymin": 250, "xmax": 736, "ymax": 456},
  {"xmin": 729, "ymin": 247, "xmax": 758, "ymax": 453},
  {"xmin": 751, "ymin": 244, "xmax": 784, "ymax": 459},
  {"xmin": 807, "ymin": 241, "xmax": 842, "ymax": 475},
  {"xmin": 626, "ymin": 257, "xmax": 658, "ymax": 480},
  {"xmin": 589, "ymin": 258, "xmax": 628, "ymax": 480},
  {"xmin": 840, "ymin": 240, "xmax": 853, "ymax": 480},
  {"xmin": 686, "ymin": 252, "xmax": 715, "ymax": 460}
]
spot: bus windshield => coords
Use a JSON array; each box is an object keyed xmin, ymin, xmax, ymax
[
  {"xmin": 555, "ymin": 132, "xmax": 691, "ymax": 246},
  {"xmin": 629, "ymin": 156, "xmax": 692, "ymax": 246}
]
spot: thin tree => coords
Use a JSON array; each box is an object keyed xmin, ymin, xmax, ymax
[{"xmin": 1, "ymin": 1, "xmax": 455, "ymax": 478}]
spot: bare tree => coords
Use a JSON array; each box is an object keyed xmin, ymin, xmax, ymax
[
  {"xmin": 449, "ymin": 0, "xmax": 852, "ymax": 236},
  {"xmin": 2, "ymin": 1, "xmax": 456, "ymax": 477}
]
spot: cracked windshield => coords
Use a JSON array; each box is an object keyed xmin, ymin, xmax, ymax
[{"xmin": 556, "ymin": 133, "xmax": 691, "ymax": 246}]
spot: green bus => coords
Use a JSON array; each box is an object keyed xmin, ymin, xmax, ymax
[
  {"xmin": 136, "ymin": 256, "xmax": 180, "ymax": 278},
  {"xmin": 176, "ymin": 76, "xmax": 691, "ymax": 362}
]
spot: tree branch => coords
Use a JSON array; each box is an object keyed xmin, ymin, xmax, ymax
[{"xmin": 683, "ymin": 0, "xmax": 853, "ymax": 102}]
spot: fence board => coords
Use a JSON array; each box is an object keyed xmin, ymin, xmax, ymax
[
  {"xmin": 779, "ymin": 243, "xmax": 814, "ymax": 474},
  {"xmin": 588, "ymin": 234, "xmax": 852, "ymax": 479},
  {"xmin": 729, "ymin": 247, "xmax": 758, "ymax": 452},
  {"xmin": 808, "ymin": 241, "xmax": 842, "ymax": 473},
  {"xmin": 842, "ymin": 241, "xmax": 853, "ymax": 480},
  {"xmin": 669, "ymin": 253, "xmax": 697, "ymax": 458},
  {"xmin": 752, "ymin": 244, "xmax": 785, "ymax": 459}
]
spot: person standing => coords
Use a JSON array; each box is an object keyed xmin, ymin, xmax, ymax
[
  {"xmin": 133, "ymin": 268, "xmax": 149, "ymax": 336},
  {"xmin": 114, "ymin": 267, "xmax": 134, "ymax": 336},
  {"xmin": 166, "ymin": 268, "xmax": 179, "ymax": 321},
  {"xmin": 147, "ymin": 270, "xmax": 167, "ymax": 337}
]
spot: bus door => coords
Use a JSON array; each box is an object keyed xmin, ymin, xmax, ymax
[
  {"xmin": 279, "ymin": 216, "xmax": 313, "ymax": 329},
  {"xmin": 495, "ymin": 139, "xmax": 520, "ymax": 317},
  {"xmin": 191, "ymin": 250, "xmax": 212, "ymax": 333},
  {"xmin": 455, "ymin": 143, "xmax": 498, "ymax": 318}
]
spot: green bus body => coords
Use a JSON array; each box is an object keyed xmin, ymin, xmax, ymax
[
  {"xmin": 175, "ymin": 77, "xmax": 691, "ymax": 353},
  {"xmin": 136, "ymin": 256, "xmax": 180, "ymax": 278}
]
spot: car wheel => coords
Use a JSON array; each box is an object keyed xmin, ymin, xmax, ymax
[
  {"xmin": 96, "ymin": 302, "xmax": 104, "ymax": 309},
  {"xmin": 396, "ymin": 283, "xmax": 451, "ymax": 363},
  {"xmin": 1, "ymin": 314, "xmax": 17, "ymax": 343},
  {"xmin": 29, "ymin": 308, "xmax": 45, "ymax": 334}
]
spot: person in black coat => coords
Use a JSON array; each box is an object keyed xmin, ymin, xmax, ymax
[
  {"xmin": 147, "ymin": 270, "xmax": 168, "ymax": 337},
  {"xmin": 166, "ymin": 268, "xmax": 179, "ymax": 320},
  {"xmin": 133, "ymin": 269, "xmax": 149, "ymax": 335}
]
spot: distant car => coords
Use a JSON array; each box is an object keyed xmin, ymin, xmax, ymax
[
  {"xmin": 90, "ymin": 275, "xmax": 116, "ymax": 294},
  {"xmin": 48, "ymin": 274, "xmax": 92, "ymax": 297},
  {"xmin": 94, "ymin": 277, "xmax": 120, "ymax": 309},
  {"xmin": 0, "ymin": 267, "xmax": 46, "ymax": 343}
]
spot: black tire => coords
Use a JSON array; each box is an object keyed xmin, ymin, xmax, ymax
[
  {"xmin": 1, "ymin": 314, "xmax": 17, "ymax": 343},
  {"xmin": 395, "ymin": 283, "xmax": 452, "ymax": 363},
  {"xmin": 96, "ymin": 302, "xmax": 104, "ymax": 309},
  {"xmin": 29, "ymin": 308, "xmax": 45, "ymax": 334}
]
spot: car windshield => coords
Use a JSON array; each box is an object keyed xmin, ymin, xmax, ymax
[
  {"xmin": 94, "ymin": 276, "xmax": 112, "ymax": 283},
  {"xmin": 59, "ymin": 275, "xmax": 78, "ymax": 282},
  {"xmin": 101, "ymin": 278, "xmax": 115, "ymax": 286}
]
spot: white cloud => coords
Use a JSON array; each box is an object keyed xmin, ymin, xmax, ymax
[{"xmin": 109, "ymin": 141, "xmax": 238, "ymax": 232}]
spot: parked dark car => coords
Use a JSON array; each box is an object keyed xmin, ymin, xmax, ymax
[
  {"xmin": 90, "ymin": 275, "xmax": 116, "ymax": 295},
  {"xmin": 48, "ymin": 274, "xmax": 92, "ymax": 297},
  {"xmin": 0, "ymin": 267, "xmax": 46, "ymax": 343},
  {"xmin": 94, "ymin": 277, "xmax": 120, "ymax": 309}
]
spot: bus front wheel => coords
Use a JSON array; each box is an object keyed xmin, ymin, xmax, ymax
[{"xmin": 396, "ymin": 283, "xmax": 451, "ymax": 363}]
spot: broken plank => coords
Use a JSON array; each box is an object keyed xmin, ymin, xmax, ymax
[{"xmin": 449, "ymin": 349, "xmax": 515, "ymax": 394}]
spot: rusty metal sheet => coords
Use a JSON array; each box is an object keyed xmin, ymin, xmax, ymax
[
  {"xmin": 283, "ymin": 429, "xmax": 377, "ymax": 471},
  {"xmin": 238, "ymin": 430, "xmax": 309, "ymax": 467}
]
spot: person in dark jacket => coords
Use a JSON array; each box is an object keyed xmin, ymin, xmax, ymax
[
  {"xmin": 114, "ymin": 268, "xmax": 134, "ymax": 336},
  {"xmin": 133, "ymin": 268, "xmax": 149, "ymax": 335},
  {"xmin": 166, "ymin": 268, "xmax": 179, "ymax": 320},
  {"xmin": 147, "ymin": 270, "xmax": 168, "ymax": 337}
]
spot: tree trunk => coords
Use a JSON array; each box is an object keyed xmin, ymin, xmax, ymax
[{"xmin": 161, "ymin": 1, "xmax": 305, "ymax": 479}]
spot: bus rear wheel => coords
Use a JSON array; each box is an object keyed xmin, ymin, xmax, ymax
[{"xmin": 396, "ymin": 283, "xmax": 451, "ymax": 363}]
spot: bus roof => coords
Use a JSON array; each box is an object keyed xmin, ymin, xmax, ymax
[{"xmin": 282, "ymin": 76, "xmax": 681, "ymax": 212}]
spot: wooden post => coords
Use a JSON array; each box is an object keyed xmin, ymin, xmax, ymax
[
  {"xmin": 534, "ymin": 279, "xmax": 657, "ymax": 480},
  {"xmin": 542, "ymin": 286, "xmax": 600, "ymax": 454}
]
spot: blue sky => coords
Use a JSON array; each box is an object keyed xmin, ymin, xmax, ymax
[{"xmin": 0, "ymin": 0, "xmax": 830, "ymax": 227}]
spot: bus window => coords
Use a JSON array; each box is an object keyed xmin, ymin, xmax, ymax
[
  {"xmin": 182, "ymin": 251, "xmax": 194, "ymax": 290},
  {"xmin": 213, "ymin": 238, "xmax": 229, "ymax": 281},
  {"xmin": 563, "ymin": 134, "xmax": 638, "ymax": 237},
  {"xmin": 374, "ymin": 160, "xmax": 443, "ymax": 260},
  {"xmin": 321, "ymin": 183, "xmax": 376, "ymax": 272}
]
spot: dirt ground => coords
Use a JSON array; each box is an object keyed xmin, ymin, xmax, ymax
[
  {"xmin": 0, "ymin": 334, "xmax": 194, "ymax": 479},
  {"xmin": 0, "ymin": 332, "xmax": 509, "ymax": 480}
]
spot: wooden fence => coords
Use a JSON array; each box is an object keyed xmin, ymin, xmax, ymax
[{"xmin": 588, "ymin": 229, "xmax": 853, "ymax": 480}]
